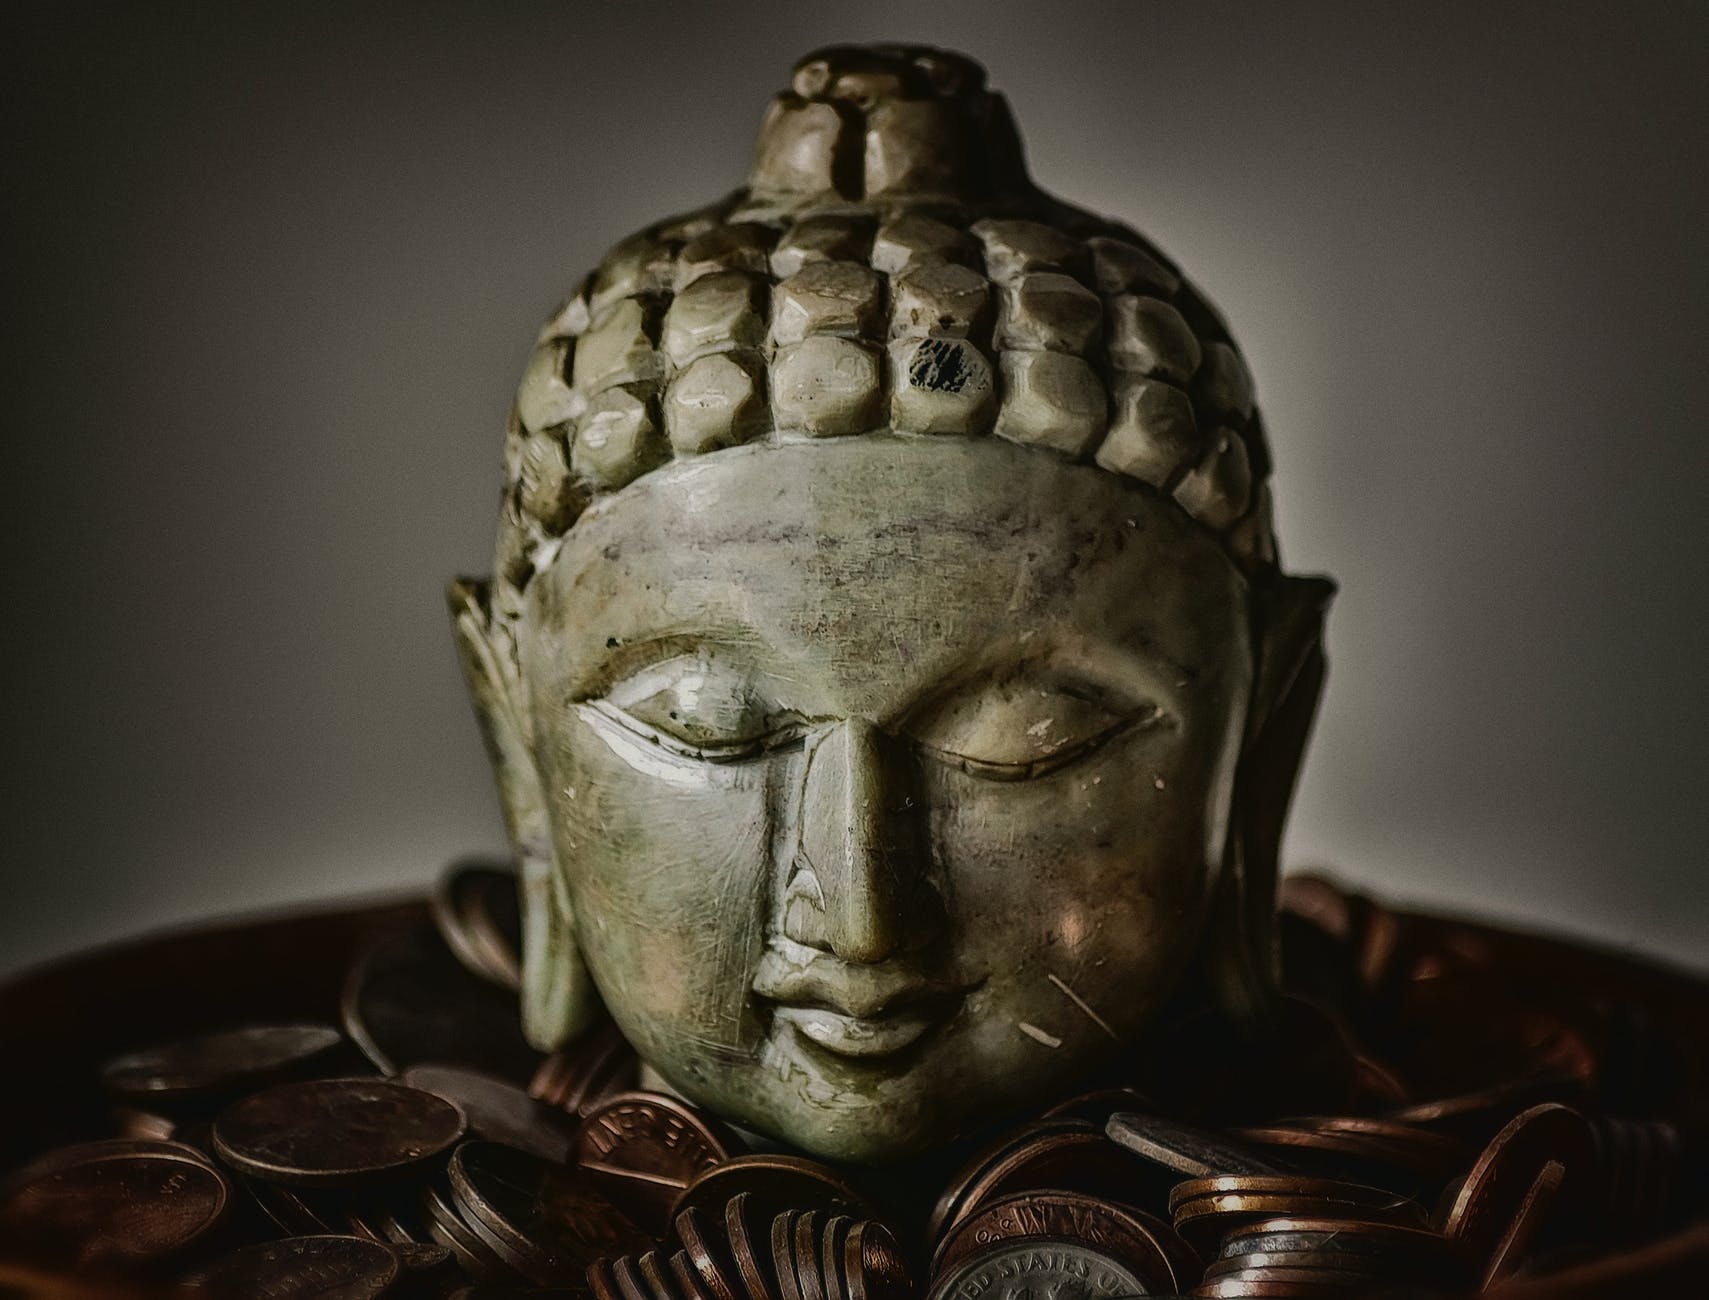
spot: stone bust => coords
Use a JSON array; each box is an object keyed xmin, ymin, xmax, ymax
[{"xmin": 450, "ymin": 44, "xmax": 1335, "ymax": 1164}]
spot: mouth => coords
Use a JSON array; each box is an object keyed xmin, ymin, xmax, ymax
[
  {"xmin": 769, "ymin": 1004, "xmax": 943, "ymax": 1058},
  {"xmin": 751, "ymin": 939, "xmax": 976, "ymax": 1062}
]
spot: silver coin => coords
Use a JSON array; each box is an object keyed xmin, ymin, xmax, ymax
[
  {"xmin": 927, "ymin": 1237, "xmax": 1155, "ymax": 1300},
  {"xmin": 1104, "ymin": 1113, "xmax": 1291, "ymax": 1179}
]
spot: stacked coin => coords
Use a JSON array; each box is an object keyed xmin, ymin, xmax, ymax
[
  {"xmin": 0, "ymin": 862, "xmax": 1700, "ymax": 1298},
  {"xmin": 588, "ymin": 1203, "xmax": 910, "ymax": 1300}
]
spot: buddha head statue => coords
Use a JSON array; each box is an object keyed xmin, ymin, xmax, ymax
[{"xmin": 450, "ymin": 44, "xmax": 1335, "ymax": 1164}]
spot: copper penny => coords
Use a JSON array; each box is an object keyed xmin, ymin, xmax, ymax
[
  {"xmin": 844, "ymin": 1220, "xmax": 910, "ymax": 1300},
  {"xmin": 1168, "ymin": 1176, "xmax": 1421, "ymax": 1218},
  {"xmin": 432, "ymin": 858, "xmax": 524, "ymax": 991},
  {"xmin": 0, "ymin": 1140, "xmax": 231, "ymax": 1270},
  {"xmin": 1386, "ymin": 1070, "xmax": 1588, "ymax": 1143},
  {"xmin": 246, "ymin": 1180, "xmax": 338, "ymax": 1235},
  {"xmin": 1171, "ymin": 1176, "xmax": 1427, "ymax": 1252},
  {"xmin": 448, "ymin": 1140, "xmax": 647, "ymax": 1286},
  {"xmin": 1275, "ymin": 1115, "xmax": 1470, "ymax": 1174},
  {"xmin": 672, "ymin": 1155, "xmax": 877, "ymax": 1227},
  {"xmin": 422, "ymin": 1179, "xmax": 510, "ymax": 1283},
  {"xmin": 672, "ymin": 1248, "xmax": 716, "ymax": 1300},
  {"xmin": 100, "ymin": 1023, "xmax": 345, "ymax": 1102},
  {"xmin": 530, "ymin": 1019, "xmax": 641, "ymax": 1116},
  {"xmin": 109, "ymin": 1106, "xmax": 179, "ymax": 1143},
  {"xmin": 1231, "ymin": 1123, "xmax": 1456, "ymax": 1191},
  {"xmin": 772, "ymin": 1209, "xmax": 806, "ymax": 1300},
  {"xmin": 793, "ymin": 1210, "xmax": 828, "ymax": 1300},
  {"xmin": 942, "ymin": 1124, "xmax": 1148, "ymax": 1236},
  {"xmin": 674, "ymin": 1204, "xmax": 744, "ymax": 1300},
  {"xmin": 588, "ymin": 1257, "xmax": 626, "ymax": 1300},
  {"xmin": 1173, "ymin": 1192, "xmax": 1428, "ymax": 1233},
  {"xmin": 794, "ymin": 1209, "xmax": 830, "ymax": 1300},
  {"xmin": 391, "ymin": 1238, "xmax": 454, "ymax": 1273},
  {"xmin": 928, "ymin": 1120, "xmax": 1097, "ymax": 1241},
  {"xmin": 342, "ymin": 926, "xmax": 540, "ymax": 1082},
  {"xmin": 1040, "ymin": 1087, "xmax": 1153, "ymax": 1123},
  {"xmin": 1480, "ymin": 1158, "xmax": 1565, "ymax": 1288},
  {"xmin": 214, "ymin": 1077, "xmax": 466, "ymax": 1187},
  {"xmin": 725, "ymin": 1189, "xmax": 778, "ymax": 1300},
  {"xmin": 0, "ymin": 1137, "xmax": 218, "ymax": 1174},
  {"xmin": 1442, "ymin": 1102, "xmax": 1595, "ymax": 1277},
  {"xmin": 402, "ymin": 1062, "xmax": 573, "ymax": 1162},
  {"xmin": 613, "ymin": 1253, "xmax": 656, "ymax": 1300},
  {"xmin": 576, "ymin": 1091, "xmax": 740, "ymax": 1232},
  {"xmin": 818, "ymin": 1214, "xmax": 853, "ymax": 1300},
  {"xmin": 639, "ymin": 1249, "xmax": 681, "ymax": 1300},
  {"xmin": 185, "ymin": 1233, "xmax": 400, "ymax": 1298},
  {"xmin": 930, "ymin": 1190, "xmax": 1188, "ymax": 1293}
]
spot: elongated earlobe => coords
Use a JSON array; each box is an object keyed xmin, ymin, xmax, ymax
[
  {"xmin": 1207, "ymin": 573, "xmax": 1337, "ymax": 1027},
  {"xmin": 447, "ymin": 577, "xmax": 602, "ymax": 1050}
]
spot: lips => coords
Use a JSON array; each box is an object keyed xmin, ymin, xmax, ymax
[
  {"xmin": 770, "ymin": 1004, "xmax": 941, "ymax": 1058},
  {"xmin": 751, "ymin": 937, "xmax": 972, "ymax": 1062}
]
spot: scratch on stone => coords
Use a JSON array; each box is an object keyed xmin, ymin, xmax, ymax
[
  {"xmin": 1017, "ymin": 1021, "xmax": 1062, "ymax": 1048},
  {"xmin": 1005, "ymin": 554, "xmax": 1032, "ymax": 613},
  {"xmin": 1047, "ymin": 973, "xmax": 1121, "ymax": 1042}
]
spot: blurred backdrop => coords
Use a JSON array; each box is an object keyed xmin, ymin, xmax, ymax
[{"xmin": 4, "ymin": 2, "xmax": 1705, "ymax": 976}]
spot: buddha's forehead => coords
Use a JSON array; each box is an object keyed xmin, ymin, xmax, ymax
[{"xmin": 526, "ymin": 436, "xmax": 1251, "ymax": 717}]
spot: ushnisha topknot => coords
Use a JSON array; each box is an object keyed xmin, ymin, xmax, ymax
[{"xmin": 492, "ymin": 43, "xmax": 1277, "ymax": 617}]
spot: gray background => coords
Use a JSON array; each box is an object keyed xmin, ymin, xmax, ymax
[{"xmin": 5, "ymin": 2, "xmax": 1705, "ymax": 976}]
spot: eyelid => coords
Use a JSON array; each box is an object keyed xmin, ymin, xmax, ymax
[
  {"xmin": 913, "ymin": 702, "xmax": 1167, "ymax": 781},
  {"xmin": 585, "ymin": 698, "xmax": 810, "ymax": 764},
  {"xmin": 570, "ymin": 636, "xmax": 728, "ymax": 706}
]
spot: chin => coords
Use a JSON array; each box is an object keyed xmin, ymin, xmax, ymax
[
  {"xmin": 654, "ymin": 1042, "xmax": 967, "ymax": 1165},
  {"xmin": 762, "ymin": 1090, "xmax": 955, "ymax": 1166}
]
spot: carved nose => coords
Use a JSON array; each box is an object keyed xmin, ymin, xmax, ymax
[{"xmin": 785, "ymin": 719, "xmax": 927, "ymax": 965}]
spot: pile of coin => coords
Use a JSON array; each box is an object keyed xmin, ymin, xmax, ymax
[
  {"xmin": 0, "ymin": 862, "xmax": 1698, "ymax": 1298},
  {"xmin": 586, "ymin": 1200, "xmax": 910, "ymax": 1300}
]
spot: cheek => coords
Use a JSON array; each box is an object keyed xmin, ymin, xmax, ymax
[
  {"xmin": 538, "ymin": 713, "xmax": 796, "ymax": 1060},
  {"xmin": 926, "ymin": 723, "xmax": 1227, "ymax": 1025}
]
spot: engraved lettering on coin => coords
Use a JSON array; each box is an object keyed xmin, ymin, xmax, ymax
[
  {"xmin": 926, "ymin": 1239, "xmax": 1152, "ymax": 1300},
  {"xmin": 575, "ymin": 1091, "xmax": 739, "ymax": 1229},
  {"xmin": 577, "ymin": 1092, "xmax": 735, "ymax": 1179},
  {"xmin": 931, "ymin": 1191, "xmax": 1184, "ymax": 1293}
]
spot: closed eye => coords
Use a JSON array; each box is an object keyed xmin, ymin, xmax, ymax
[
  {"xmin": 903, "ymin": 666, "xmax": 1169, "ymax": 782},
  {"xmin": 584, "ymin": 699, "xmax": 809, "ymax": 764},
  {"xmin": 913, "ymin": 703, "xmax": 1165, "ymax": 780},
  {"xmin": 580, "ymin": 650, "xmax": 810, "ymax": 762}
]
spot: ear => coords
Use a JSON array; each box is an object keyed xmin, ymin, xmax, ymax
[
  {"xmin": 447, "ymin": 577, "xmax": 603, "ymax": 1050},
  {"xmin": 1205, "ymin": 572, "xmax": 1337, "ymax": 1027}
]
